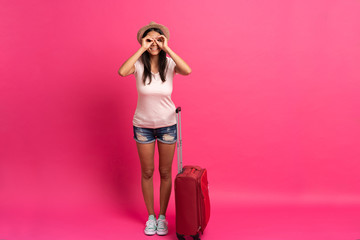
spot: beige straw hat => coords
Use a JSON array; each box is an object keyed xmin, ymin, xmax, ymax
[{"xmin": 137, "ymin": 21, "xmax": 170, "ymax": 44}]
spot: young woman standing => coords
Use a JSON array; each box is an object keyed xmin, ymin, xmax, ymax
[{"xmin": 118, "ymin": 21, "xmax": 191, "ymax": 236}]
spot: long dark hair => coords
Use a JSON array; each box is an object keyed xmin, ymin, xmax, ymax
[{"xmin": 140, "ymin": 28, "xmax": 168, "ymax": 85}]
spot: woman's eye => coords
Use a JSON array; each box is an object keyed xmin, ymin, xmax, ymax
[
  {"xmin": 157, "ymin": 39, "xmax": 163, "ymax": 42},
  {"xmin": 146, "ymin": 39, "xmax": 152, "ymax": 42}
]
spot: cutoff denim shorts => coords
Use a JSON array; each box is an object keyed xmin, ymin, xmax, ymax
[{"xmin": 133, "ymin": 124, "xmax": 178, "ymax": 144}]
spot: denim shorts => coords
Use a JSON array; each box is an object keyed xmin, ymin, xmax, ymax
[{"xmin": 133, "ymin": 124, "xmax": 177, "ymax": 144}]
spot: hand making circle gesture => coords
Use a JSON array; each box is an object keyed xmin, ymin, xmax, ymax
[
  {"xmin": 141, "ymin": 35, "xmax": 155, "ymax": 50},
  {"xmin": 154, "ymin": 35, "xmax": 168, "ymax": 50}
]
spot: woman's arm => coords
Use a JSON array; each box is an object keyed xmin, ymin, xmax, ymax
[
  {"xmin": 118, "ymin": 35, "xmax": 154, "ymax": 77},
  {"xmin": 118, "ymin": 46, "xmax": 146, "ymax": 77},
  {"xmin": 155, "ymin": 35, "xmax": 192, "ymax": 76},
  {"xmin": 165, "ymin": 46, "xmax": 192, "ymax": 75}
]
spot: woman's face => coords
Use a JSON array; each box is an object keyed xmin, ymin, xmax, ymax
[{"xmin": 146, "ymin": 31, "xmax": 161, "ymax": 56}]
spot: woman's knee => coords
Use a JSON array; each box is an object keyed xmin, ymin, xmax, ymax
[
  {"xmin": 142, "ymin": 168, "xmax": 154, "ymax": 180},
  {"xmin": 159, "ymin": 167, "xmax": 172, "ymax": 180}
]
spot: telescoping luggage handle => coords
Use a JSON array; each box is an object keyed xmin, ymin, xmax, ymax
[{"xmin": 176, "ymin": 107, "xmax": 183, "ymax": 174}]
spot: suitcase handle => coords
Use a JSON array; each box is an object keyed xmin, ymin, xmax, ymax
[
  {"xmin": 189, "ymin": 166, "xmax": 202, "ymax": 171},
  {"xmin": 176, "ymin": 107, "xmax": 183, "ymax": 174}
]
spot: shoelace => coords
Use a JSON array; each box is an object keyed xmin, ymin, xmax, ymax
[
  {"xmin": 157, "ymin": 219, "xmax": 167, "ymax": 230},
  {"xmin": 146, "ymin": 219, "xmax": 156, "ymax": 230}
]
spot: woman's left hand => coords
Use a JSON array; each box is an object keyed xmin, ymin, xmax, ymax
[{"xmin": 155, "ymin": 35, "xmax": 168, "ymax": 51}]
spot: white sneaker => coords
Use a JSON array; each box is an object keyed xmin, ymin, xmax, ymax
[
  {"xmin": 144, "ymin": 215, "xmax": 157, "ymax": 235},
  {"xmin": 156, "ymin": 217, "xmax": 168, "ymax": 236}
]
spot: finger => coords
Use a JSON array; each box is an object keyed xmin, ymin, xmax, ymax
[
  {"xmin": 144, "ymin": 36, "xmax": 154, "ymax": 41},
  {"xmin": 155, "ymin": 38, "xmax": 164, "ymax": 43},
  {"xmin": 146, "ymin": 38, "xmax": 155, "ymax": 43},
  {"xmin": 155, "ymin": 41, "xmax": 163, "ymax": 46}
]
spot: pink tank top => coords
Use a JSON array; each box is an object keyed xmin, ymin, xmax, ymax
[{"xmin": 132, "ymin": 57, "xmax": 178, "ymax": 128}]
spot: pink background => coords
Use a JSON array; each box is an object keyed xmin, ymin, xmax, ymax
[{"xmin": 1, "ymin": 0, "xmax": 360, "ymax": 239}]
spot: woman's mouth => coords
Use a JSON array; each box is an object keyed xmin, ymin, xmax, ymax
[{"xmin": 150, "ymin": 47, "xmax": 159, "ymax": 51}]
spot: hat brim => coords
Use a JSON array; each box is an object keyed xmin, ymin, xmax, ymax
[{"xmin": 137, "ymin": 23, "xmax": 170, "ymax": 44}]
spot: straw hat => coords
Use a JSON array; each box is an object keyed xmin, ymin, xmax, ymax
[{"xmin": 137, "ymin": 21, "xmax": 170, "ymax": 44}]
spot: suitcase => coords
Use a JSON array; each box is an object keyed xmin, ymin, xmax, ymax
[{"xmin": 174, "ymin": 107, "xmax": 210, "ymax": 240}]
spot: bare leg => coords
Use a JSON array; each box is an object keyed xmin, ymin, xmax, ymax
[
  {"xmin": 158, "ymin": 141, "xmax": 176, "ymax": 216},
  {"xmin": 136, "ymin": 141, "xmax": 156, "ymax": 216}
]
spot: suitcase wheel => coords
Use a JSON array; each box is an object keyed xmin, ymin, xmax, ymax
[
  {"xmin": 176, "ymin": 233, "xmax": 185, "ymax": 240},
  {"xmin": 191, "ymin": 233, "xmax": 200, "ymax": 240},
  {"xmin": 176, "ymin": 233, "xmax": 200, "ymax": 240}
]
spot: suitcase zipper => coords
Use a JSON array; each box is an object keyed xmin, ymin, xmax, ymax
[
  {"xmin": 178, "ymin": 166, "xmax": 205, "ymax": 234},
  {"xmin": 197, "ymin": 169, "xmax": 205, "ymax": 233}
]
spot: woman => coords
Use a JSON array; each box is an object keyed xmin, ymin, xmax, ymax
[{"xmin": 118, "ymin": 21, "xmax": 191, "ymax": 236}]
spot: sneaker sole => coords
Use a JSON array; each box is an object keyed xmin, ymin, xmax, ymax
[
  {"xmin": 144, "ymin": 230, "xmax": 156, "ymax": 235},
  {"xmin": 156, "ymin": 230, "xmax": 168, "ymax": 236}
]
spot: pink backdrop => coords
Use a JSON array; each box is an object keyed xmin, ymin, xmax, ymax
[{"xmin": 1, "ymin": 0, "xmax": 360, "ymax": 239}]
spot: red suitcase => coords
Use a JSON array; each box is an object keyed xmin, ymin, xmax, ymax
[{"xmin": 174, "ymin": 107, "xmax": 210, "ymax": 240}]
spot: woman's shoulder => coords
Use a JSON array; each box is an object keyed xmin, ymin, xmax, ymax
[
  {"xmin": 165, "ymin": 56, "xmax": 176, "ymax": 75},
  {"xmin": 133, "ymin": 58, "xmax": 144, "ymax": 75},
  {"xmin": 136, "ymin": 58, "xmax": 142, "ymax": 65},
  {"xmin": 135, "ymin": 58, "xmax": 144, "ymax": 69},
  {"xmin": 166, "ymin": 56, "xmax": 175, "ymax": 65}
]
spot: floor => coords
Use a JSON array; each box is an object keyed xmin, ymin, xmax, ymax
[{"xmin": 1, "ymin": 201, "xmax": 359, "ymax": 240}]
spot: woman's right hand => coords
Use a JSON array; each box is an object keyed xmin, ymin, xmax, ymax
[{"xmin": 141, "ymin": 36, "xmax": 154, "ymax": 50}]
